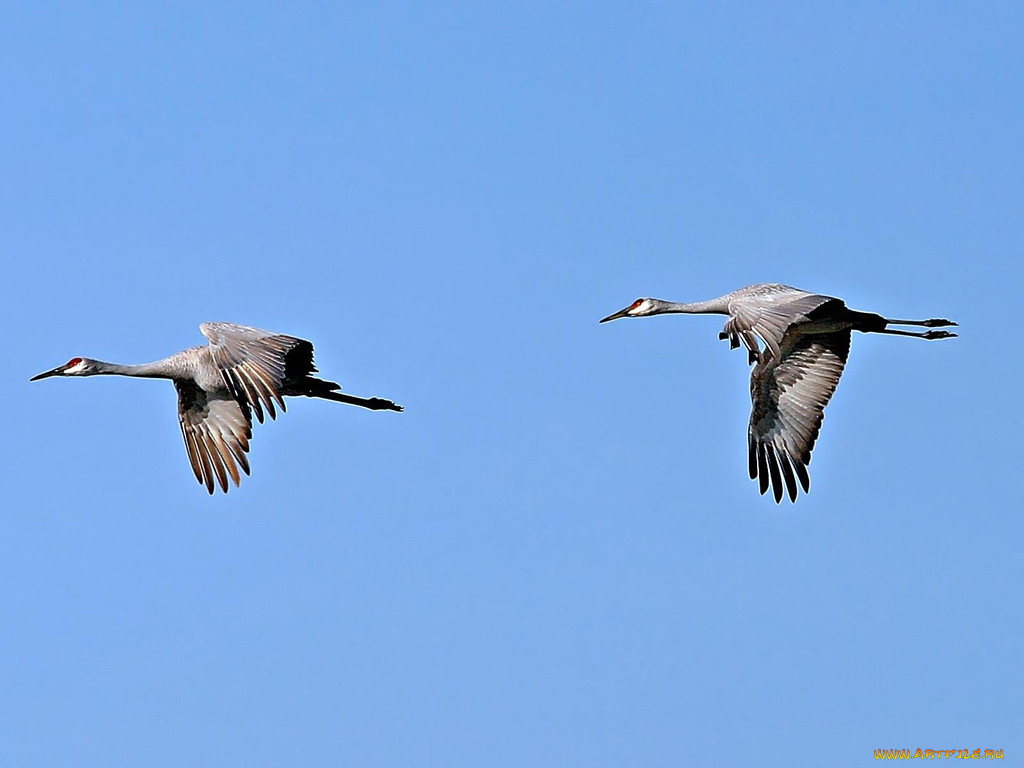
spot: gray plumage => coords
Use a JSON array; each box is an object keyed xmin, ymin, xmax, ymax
[
  {"xmin": 600, "ymin": 284, "xmax": 957, "ymax": 503},
  {"xmin": 31, "ymin": 323, "xmax": 402, "ymax": 494}
]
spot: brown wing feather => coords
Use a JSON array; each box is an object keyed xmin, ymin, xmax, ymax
[
  {"xmin": 747, "ymin": 329, "xmax": 851, "ymax": 502},
  {"xmin": 176, "ymin": 379, "xmax": 253, "ymax": 494}
]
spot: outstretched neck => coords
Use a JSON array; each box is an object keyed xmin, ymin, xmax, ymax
[
  {"xmin": 91, "ymin": 359, "xmax": 178, "ymax": 379},
  {"xmin": 652, "ymin": 297, "xmax": 730, "ymax": 315}
]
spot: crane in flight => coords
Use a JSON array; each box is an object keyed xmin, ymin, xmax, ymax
[
  {"xmin": 31, "ymin": 323, "xmax": 402, "ymax": 494},
  {"xmin": 600, "ymin": 284, "xmax": 956, "ymax": 503}
]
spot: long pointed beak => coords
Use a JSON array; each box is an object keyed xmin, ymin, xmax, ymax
[
  {"xmin": 30, "ymin": 365, "xmax": 66, "ymax": 382},
  {"xmin": 599, "ymin": 306, "xmax": 633, "ymax": 324}
]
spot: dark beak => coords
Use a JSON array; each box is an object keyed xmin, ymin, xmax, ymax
[
  {"xmin": 30, "ymin": 365, "xmax": 67, "ymax": 382},
  {"xmin": 599, "ymin": 305, "xmax": 634, "ymax": 324}
]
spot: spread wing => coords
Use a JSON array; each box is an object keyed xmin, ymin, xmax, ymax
[
  {"xmin": 747, "ymin": 329, "xmax": 851, "ymax": 502},
  {"xmin": 723, "ymin": 288, "xmax": 842, "ymax": 363},
  {"xmin": 200, "ymin": 322, "xmax": 317, "ymax": 423},
  {"xmin": 176, "ymin": 379, "xmax": 253, "ymax": 494}
]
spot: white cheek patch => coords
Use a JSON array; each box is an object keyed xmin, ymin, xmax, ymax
[
  {"xmin": 631, "ymin": 299, "xmax": 653, "ymax": 315},
  {"xmin": 65, "ymin": 360, "xmax": 88, "ymax": 374}
]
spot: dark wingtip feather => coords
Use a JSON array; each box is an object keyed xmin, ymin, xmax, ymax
[
  {"xmin": 765, "ymin": 448, "xmax": 783, "ymax": 503},
  {"xmin": 779, "ymin": 450, "xmax": 798, "ymax": 503},
  {"xmin": 794, "ymin": 460, "xmax": 810, "ymax": 494},
  {"xmin": 757, "ymin": 444, "xmax": 769, "ymax": 495}
]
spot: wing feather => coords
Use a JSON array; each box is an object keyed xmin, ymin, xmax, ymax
[
  {"xmin": 200, "ymin": 322, "xmax": 315, "ymax": 424},
  {"xmin": 181, "ymin": 423, "xmax": 204, "ymax": 485},
  {"xmin": 205, "ymin": 436, "xmax": 229, "ymax": 493},
  {"xmin": 747, "ymin": 329, "xmax": 851, "ymax": 503},
  {"xmin": 765, "ymin": 446, "xmax": 783, "ymax": 503},
  {"xmin": 757, "ymin": 442, "xmax": 770, "ymax": 496},
  {"xmin": 723, "ymin": 288, "xmax": 842, "ymax": 364},
  {"xmin": 778, "ymin": 449, "xmax": 798, "ymax": 503},
  {"xmin": 176, "ymin": 379, "xmax": 253, "ymax": 495}
]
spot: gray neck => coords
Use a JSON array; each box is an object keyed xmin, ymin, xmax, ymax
[
  {"xmin": 652, "ymin": 297, "xmax": 730, "ymax": 315},
  {"xmin": 91, "ymin": 359, "xmax": 177, "ymax": 379}
]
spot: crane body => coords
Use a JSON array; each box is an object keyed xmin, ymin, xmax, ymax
[
  {"xmin": 31, "ymin": 323, "xmax": 402, "ymax": 494},
  {"xmin": 600, "ymin": 284, "xmax": 956, "ymax": 502}
]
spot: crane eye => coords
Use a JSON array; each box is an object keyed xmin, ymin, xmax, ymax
[{"xmin": 631, "ymin": 300, "xmax": 644, "ymax": 309}]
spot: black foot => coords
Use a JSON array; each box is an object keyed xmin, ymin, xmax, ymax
[
  {"xmin": 925, "ymin": 318, "xmax": 958, "ymax": 327},
  {"xmin": 924, "ymin": 330, "xmax": 957, "ymax": 340}
]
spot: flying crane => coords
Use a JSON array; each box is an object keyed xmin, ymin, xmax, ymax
[
  {"xmin": 600, "ymin": 284, "xmax": 956, "ymax": 502},
  {"xmin": 31, "ymin": 323, "xmax": 402, "ymax": 494}
]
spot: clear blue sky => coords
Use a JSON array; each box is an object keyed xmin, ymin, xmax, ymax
[{"xmin": 3, "ymin": 3, "xmax": 1021, "ymax": 765}]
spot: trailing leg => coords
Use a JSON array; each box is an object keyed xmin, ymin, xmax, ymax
[
  {"xmin": 873, "ymin": 327, "xmax": 957, "ymax": 340},
  {"xmin": 319, "ymin": 390, "xmax": 403, "ymax": 411},
  {"xmin": 882, "ymin": 317, "xmax": 957, "ymax": 327},
  {"xmin": 848, "ymin": 309, "xmax": 958, "ymax": 339}
]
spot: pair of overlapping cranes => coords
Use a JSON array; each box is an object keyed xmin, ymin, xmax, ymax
[{"xmin": 31, "ymin": 284, "xmax": 956, "ymax": 502}]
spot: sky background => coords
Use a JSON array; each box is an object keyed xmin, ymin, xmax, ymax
[{"xmin": 2, "ymin": 2, "xmax": 1021, "ymax": 766}]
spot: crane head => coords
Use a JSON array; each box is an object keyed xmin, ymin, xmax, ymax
[
  {"xmin": 30, "ymin": 357, "xmax": 96, "ymax": 381},
  {"xmin": 599, "ymin": 298, "xmax": 655, "ymax": 323}
]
